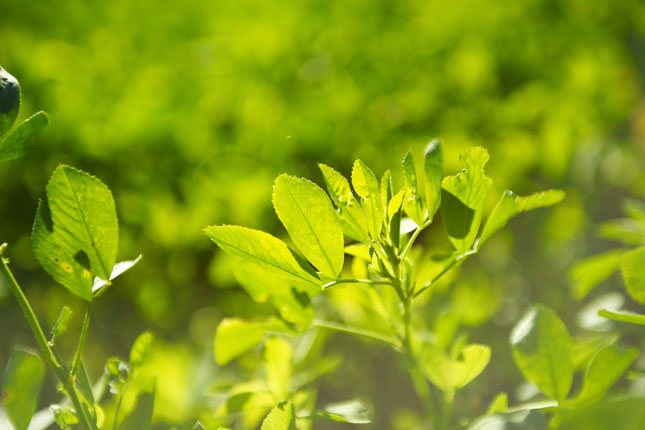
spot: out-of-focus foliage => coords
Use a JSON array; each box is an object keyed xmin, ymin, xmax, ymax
[{"xmin": 1, "ymin": 0, "xmax": 645, "ymax": 428}]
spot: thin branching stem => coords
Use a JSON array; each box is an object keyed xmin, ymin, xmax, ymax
[
  {"xmin": 0, "ymin": 243, "xmax": 97, "ymax": 430},
  {"xmin": 413, "ymin": 249, "xmax": 477, "ymax": 299},
  {"xmin": 312, "ymin": 319, "xmax": 402, "ymax": 349},
  {"xmin": 322, "ymin": 278, "xmax": 392, "ymax": 289},
  {"xmin": 71, "ymin": 299, "xmax": 93, "ymax": 375},
  {"xmin": 399, "ymin": 220, "xmax": 432, "ymax": 263}
]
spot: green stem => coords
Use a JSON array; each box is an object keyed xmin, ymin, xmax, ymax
[
  {"xmin": 401, "ymin": 296, "xmax": 438, "ymax": 425},
  {"xmin": 71, "ymin": 300, "xmax": 93, "ymax": 375},
  {"xmin": 413, "ymin": 250, "xmax": 476, "ymax": 299},
  {"xmin": 0, "ymin": 244, "xmax": 97, "ymax": 430},
  {"xmin": 399, "ymin": 220, "xmax": 431, "ymax": 263},
  {"xmin": 322, "ymin": 278, "xmax": 392, "ymax": 290},
  {"xmin": 312, "ymin": 319, "xmax": 401, "ymax": 349}
]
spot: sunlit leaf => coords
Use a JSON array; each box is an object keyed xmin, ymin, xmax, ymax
[
  {"xmin": 568, "ymin": 250, "xmax": 623, "ymax": 299},
  {"xmin": 442, "ymin": 147, "xmax": 492, "ymax": 252},
  {"xmin": 571, "ymin": 343, "xmax": 637, "ymax": 405},
  {"xmin": 129, "ymin": 331, "xmax": 154, "ymax": 369},
  {"xmin": 510, "ymin": 306, "xmax": 573, "ymax": 401},
  {"xmin": 351, "ymin": 159, "xmax": 383, "ymax": 239},
  {"xmin": 420, "ymin": 343, "xmax": 491, "ymax": 392},
  {"xmin": 402, "ymin": 151, "xmax": 426, "ymax": 225},
  {"xmin": 264, "ymin": 337, "xmax": 292, "ymax": 401},
  {"xmin": 620, "ymin": 247, "xmax": 645, "ymax": 304},
  {"xmin": 214, "ymin": 318, "xmax": 266, "ymax": 365},
  {"xmin": 1, "ymin": 348, "xmax": 44, "ymax": 430},
  {"xmin": 598, "ymin": 309, "xmax": 645, "ymax": 325},
  {"xmin": 313, "ymin": 399, "xmax": 372, "ymax": 424},
  {"xmin": 50, "ymin": 306, "xmax": 72, "ymax": 340},
  {"xmin": 92, "ymin": 254, "xmax": 143, "ymax": 295},
  {"xmin": 273, "ymin": 174, "xmax": 344, "ymax": 278},
  {"xmin": 319, "ymin": 163, "xmax": 369, "ymax": 242},
  {"xmin": 120, "ymin": 380, "xmax": 155, "ymax": 430},
  {"xmin": 204, "ymin": 225, "xmax": 319, "ymax": 286},
  {"xmin": 32, "ymin": 165, "xmax": 118, "ymax": 300},
  {"xmin": 487, "ymin": 393, "xmax": 508, "ymax": 415},
  {"xmin": 479, "ymin": 189, "xmax": 564, "ymax": 247},
  {"xmin": 261, "ymin": 401, "xmax": 295, "ymax": 430},
  {"xmin": 423, "ymin": 139, "xmax": 443, "ymax": 221}
]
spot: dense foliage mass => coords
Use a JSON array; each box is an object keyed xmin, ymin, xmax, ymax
[{"xmin": 1, "ymin": 0, "xmax": 645, "ymax": 428}]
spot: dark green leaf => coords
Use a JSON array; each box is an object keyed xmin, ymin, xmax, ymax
[
  {"xmin": 441, "ymin": 188, "xmax": 475, "ymax": 240},
  {"xmin": 0, "ymin": 66, "xmax": 20, "ymax": 138},
  {"xmin": 557, "ymin": 397, "xmax": 645, "ymax": 430},
  {"xmin": 32, "ymin": 165, "xmax": 118, "ymax": 300},
  {"xmin": 1, "ymin": 348, "xmax": 44, "ymax": 430},
  {"xmin": 0, "ymin": 112, "xmax": 48, "ymax": 162}
]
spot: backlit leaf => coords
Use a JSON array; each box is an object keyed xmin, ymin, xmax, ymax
[
  {"xmin": 621, "ymin": 247, "xmax": 645, "ymax": 304},
  {"xmin": 351, "ymin": 159, "xmax": 383, "ymax": 239},
  {"xmin": 1, "ymin": 348, "xmax": 44, "ymax": 430},
  {"xmin": 204, "ymin": 225, "xmax": 319, "ymax": 286},
  {"xmin": 273, "ymin": 174, "xmax": 344, "ymax": 278},
  {"xmin": 442, "ymin": 147, "xmax": 492, "ymax": 252},
  {"xmin": 261, "ymin": 401, "xmax": 295, "ymax": 430},
  {"xmin": 32, "ymin": 165, "xmax": 118, "ymax": 301},
  {"xmin": 214, "ymin": 318, "xmax": 266, "ymax": 365},
  {"xmin": 402, "ymin": 151, "xmax": 426, "ymax": 225},
  {"xmin": 319, "ymin": 163, "xmax": 369, "ymax": 242},
  {"xmin": 423, "ymin": 139, "xmax": 443, "ymax": 221},
  {"xmin": 420, "ymin": 343, "xmax": 491, "ymax": 392},
  {"xmin": 313, "ymin": 399, "xmax": 372, "ymax": 424},
  {"xmin": 569, "ymin": 250, "xmax": 623, "ymax": 299},
  {"xmin": 510, "ymin": 306, "xmax": 573, "ymax": 401},
  {"xmin": 598, "ymin": 309, "xmax": 645, "ymax": 325},
  {"xmin": 120, "ymin": 380, "xmax": 155, "ymax": 430}
]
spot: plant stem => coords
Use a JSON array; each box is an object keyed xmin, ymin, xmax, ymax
[
  {"xmin": 401, "ymin": 295, "xmax": 438, "ymax": 425},
  {"xmin": 322, "ymin": 278, "xmax": 392, "ymax": 289},
  {"xmin": 0, "ymin": 244, "xmax": 97, "ymax": 430},
  {"xmin": 71, "ymin": 300, "xmax": 93, "ymax": 375},
  {"xmin": 413, "ymin": 250, "xmax": 477, "ymax": 299},
  {"xmin": 399, "ymin": 220, "xmax": 431, "ymax": 263},
  {"xmin": 312, "ymin": 319, "xmax": 401, "ymax": 349}
]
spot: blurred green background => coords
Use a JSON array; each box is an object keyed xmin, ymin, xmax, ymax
[{"xmin": 1, "ymin": 0, "xmax": 645, "ymax": 428}]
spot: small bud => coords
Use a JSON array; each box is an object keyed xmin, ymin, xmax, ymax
[{"xmin": 0, "ymin": 66, "xmax": 21, "ymax": 138}]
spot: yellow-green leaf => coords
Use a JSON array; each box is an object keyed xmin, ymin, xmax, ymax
[{"xmin": 351, "ymin": 159, "xmax": 383, "ymax": 239}]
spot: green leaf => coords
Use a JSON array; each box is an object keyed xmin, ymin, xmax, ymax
[
  {"xmin": 32, "ymin": 165, "xmax": 119, "ymax": 301},
  {"xmin": 572, "ymin": 343, "xmax": 637, "ymax": 405},
  {"xmin": 0, "ymin": 111, "xmax": 49, "ymax": 162},
  {"xmin": 621, "ymin": 247, "xmax": 645, "ymax": 304},
  {"xmin": 510, "ymin": 306, "xmax": 573, "ymax": 402},
  {"xmin": 261, "ymin": 401, "xmax": 295, "ymax": 430},
  {"xmin": 214, "ymin": 318, "xmax": 266, "ymax": 365},
  {"xmin": 420, "ymin": 343, "xmax": 491, "ymax": 392},
  {"xmin": 387, "ymin": 189, "xmax": 406, "ymax": 248},
  {"xmin": 273, "ymin": 174, "xmax": 344, "ymax": 278},
  {"xmin": 380, "ymin": 169, "xmax": 394, "ymax": 212},
  {"xmin": 479, "ymin": 189, "xmax": 564, "ymax": 247},
  {"xmin": 234, "ymin": 260, "xmax": 315, "ymax": 330},
  {"xmin": 557, "ymin": 396, "xmax": 645, "ymax": 430},
  {"xmin": 120, "ymin": 380, "xmax": 155, "ymax": 430},
  {"xmin": 402, "ymin": 151, "xmax": 426, "ymax": 225},
  {"xmin": 0, "ymin": 66, "xmax": 20, "ymax": 138},
  {"xmin": 351, "ymin": 159, "xmax": 383, "ymax": 239},
  {"xmin": 423, "ymin": 139, "xmax": 443, "ymax": 221},
  {"xmin": 50, "ymin": 305, "xmax": 72, "ymax": 340},
  {"xmin": 77, "ymin": 360, "xmax": 95, "ymax": 405},
  {"xmin": 468, "ymin": 410, "xmax": 548, "ymax": 430},
  {"xmin": 598, "ymin": 309, "xmax": 645, "ymax": 325},
  {"xmin": 441, "ymin": 188, "xmax": 475, "ymax": 240},
  {"xmin": 442, "ymin": 147, "xmax": 493, "ymax": 252},
  {"xmin": 264, "ymin": 337, "xmax": 292, "ymax": 401},
  {"xmin": 318, "ymin": 163, "xmax": 369, "ymax": 242},
  {"xmin": 1, "ymin": 348, "xmax": 44, "ymax": 430},
  {"xmin": 92, "ymin": 254, "xmax": 143, "ymax": 297},
  {"xmin": 129, "ymin": 331, "xmax": 154, "ymax": 370},
  {"xmin": 204, "ymin": 225, "xmax": 319, "ymax": 286},
  {"xmin": 313, "ymin": 399, "xmax": 372, "ymax": 424},
  {"xmin": 487, "ymin": 393, "xmax": 508, "ymax": 415},
  {"xmin": 569, "ymin": 250, "xmax": 623, "ymax": 299}
]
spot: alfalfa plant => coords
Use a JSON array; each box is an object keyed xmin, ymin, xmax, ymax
[
  {"xmin": 0, "ymin": 66, "xmax": 149, "ymax": 430},
  {"xmin": 204, "ymin": 141, "xmax": 565, "ymax": 429}
]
